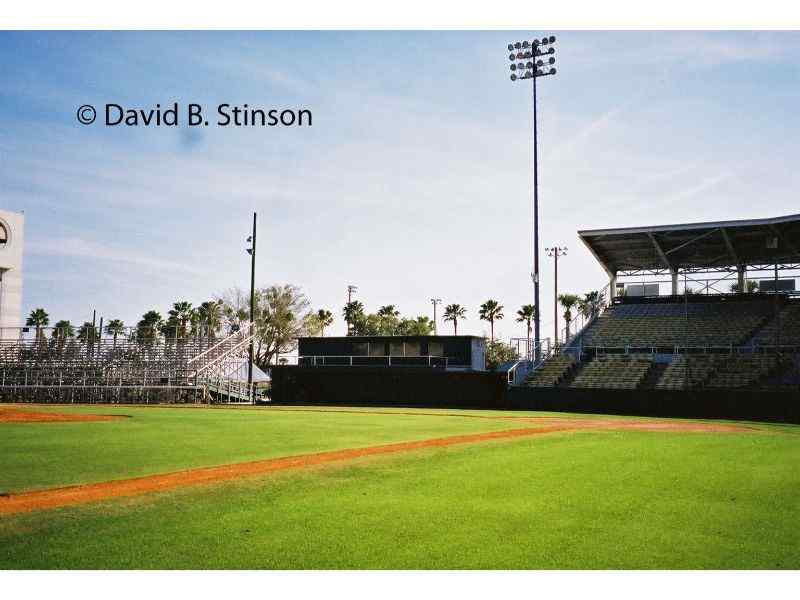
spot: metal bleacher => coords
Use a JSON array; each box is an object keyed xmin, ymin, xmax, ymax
[{"xmin": 0, "ymin": 323, "xmax": 256, "ymax": 403}]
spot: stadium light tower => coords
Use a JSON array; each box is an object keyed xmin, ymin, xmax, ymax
[
  {"xmin": 246, "ymin": 213, "xmax": 256, "ymax": 403},
  {"xmin": 546, "ymin": 245, "xmax": 567, "ymax": 346},
  {"xmin": 430, "ymin": 298, "xmax": 442, "ymax": 335},
  {"xmin": 507, "ymin": 34, "xmax": 557, "ymax": 360}
]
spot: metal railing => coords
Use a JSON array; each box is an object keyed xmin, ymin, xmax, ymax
[{"xmin": 298, "ymin": 355, "xmax": 449, "ymax": 368}]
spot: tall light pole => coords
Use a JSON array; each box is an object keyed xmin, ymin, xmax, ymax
[
  {"xmin": 430, "ymin": 298, "xmax": 442, "ymax": 335},
  {"xmin": 546, "ymin": 246, "xmax": 567, "ymax": 347},
  {"xmin": 507, "ymin": 34, "xmax": 557, "ymax": 360},
  {"xmin": 246, "ymin": 213, "xmax": 256, "ymax": 403},
  {"xmin": 346, "ymin": 285, "xmax": 358, "ymax": 335}
]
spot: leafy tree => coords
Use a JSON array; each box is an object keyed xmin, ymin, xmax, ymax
[
  {"xmin": 515, "ymin": 304, "xmax": 536, "ymax": 355},
  {"xmin": 376, "ymin": 305, "xmax": 401, "ymax": 335},
  {"xmin": 105, "ymin": 319, "xmax": 125, "ymax": 346},
  {"xmin": 478, "ymin": 300, "xmax": 504, "ymax": 341},
  {"xmin": 26, "ymin": 308, "xmax": 49, "ymax": 340},
  {"xmin": 352, "ymin": 313, "xmax": 382, "ymax": 336},
  {"xmin": 315, "ymin": 309, "xmax": 333, "ymax": 337},
  {"xmin": 249, "ymin": 284, "xmax": 312, "ymax": 366},
  {"xmin": 558, "ymin": 293, "xmax": 581, "ymax": 341},
  {"xmin": 396, "ymin": 316, "xmax": 435, "ymax": 336},
  {"xmin": 218, "ymin": 287, "xmax": 250, "ymax": 334},
  {"xmin": 730, "ymin": 280, "xmax": 759, "ymax": 294},
  {"xmin": 343, "ymin": 301, "xmax": 365, "ymax": 336},
  {"xmin": 443, "ymin": 304, "xmax": 466, "ymax": 335},
  {"xmin": 485, "ymin": 340, "xmax": 519, "ymax": 370}
]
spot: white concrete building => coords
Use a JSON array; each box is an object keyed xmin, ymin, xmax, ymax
[{"xmin": 0, "ymin": 210, "xmax": 24, "ymax": 332}]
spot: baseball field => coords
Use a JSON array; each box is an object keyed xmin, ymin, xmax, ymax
[{"xmin": 1, "ymin": 404, "xmax": 798, "ymax": 569}]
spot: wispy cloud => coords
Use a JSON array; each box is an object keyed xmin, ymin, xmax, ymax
[
  {"xmin": 29, "ymin": 236, "xmax": 204, "ymax": 275},
  {"xmin": 666, "ymin": 172, "xmax": 734, "ymax": 203}
]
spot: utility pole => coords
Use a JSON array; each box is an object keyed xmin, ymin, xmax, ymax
[
  {"xmin": 507, "ymin": 34, "xmax": 557, "ymax": 361},
  {"xmin": 430, "ymin": 298, "xmax": 442, "ymax": 335},
  {"xmin": 246, "ymin": 213, "xmax": 257, "ymax": 403},
  {"xmin": 546, "ymin": 246, "xmax": 567, "ymax": 346}
]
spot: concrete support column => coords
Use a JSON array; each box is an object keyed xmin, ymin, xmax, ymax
[
  {"xmin": 671, "ymin": 270, "xmax": 678, "ymax": 296},
  {"xmin": 609, "ymin": 272, "xmax": 617, "ymax": 299},
  {"xmin": 737, "ymin": 265, "xmax": 746, "ymax": 292}
]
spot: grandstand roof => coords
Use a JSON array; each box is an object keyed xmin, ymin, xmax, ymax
[{"xmin": 578, "ymin": 213, "xmax": 800, "ymax": 275}]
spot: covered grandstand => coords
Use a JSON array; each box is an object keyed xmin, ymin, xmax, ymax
[{"xmin": 526, "ymin": 212, "xmax": 800, "ymax": 394}]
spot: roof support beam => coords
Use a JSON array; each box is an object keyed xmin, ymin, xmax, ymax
[
  {"xmin": 664, "ymin": 228, "xmax": 719, "ymax": 256},
  {"xmin": 647, "ymin": 233, "xmax": 673, "ymax": 272},
  {"xmin": 720, "ymin": 227, "xmax": 740, "ymax": 264}
]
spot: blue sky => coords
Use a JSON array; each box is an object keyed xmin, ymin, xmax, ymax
[{"xmin": 2, "ymin": 31, "xmax": 799, "ymax": 340}]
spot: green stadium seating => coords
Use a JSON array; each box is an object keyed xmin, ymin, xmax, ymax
[
  {"xmin": 525, "ymin": 354, "xmax": 576, "ymax": 387},
  {"xmin": 569, "ymin": 354, "xmax": 653, "ymax": 389},
  {"xmin": 582, "ymin": 301, "xmax": 771, "ymax": 348}
]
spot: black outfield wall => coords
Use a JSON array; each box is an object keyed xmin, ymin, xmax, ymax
[
  {"xmin": 507, "ymin": 387, "xmax": 800, "ymax": 424},
  {"xmin": 269, "ymin": 366, "xmax": 507, "ymax": 408},
  {"xmin": 270, "ymin": 366, "xmax": 800, "ymax": 423}
]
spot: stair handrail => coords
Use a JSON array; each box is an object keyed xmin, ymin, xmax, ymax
[{"xmin": 188, "ymin": 322, "xmax": 253, "ymax": 367}]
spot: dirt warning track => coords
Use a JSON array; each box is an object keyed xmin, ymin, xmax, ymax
[
  {"xmin": 0, "ymin": 415, "xmax": 752, "ymax": 516},
  {"xmin": 0, "ymin": 407, "xmax": 123, "ymax": 423}
]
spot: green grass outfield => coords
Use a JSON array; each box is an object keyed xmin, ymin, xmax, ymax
[{"xmin": 1, "ymin": 405, "xmax": 799, "ymax": 569}]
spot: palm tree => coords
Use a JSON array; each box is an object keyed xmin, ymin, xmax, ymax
[
  {"xmin": 315, "ymin": 309, "xmax": 334, "ymax": 336},
  {"xmin": 168, "ymin": 301, "xmax": 194, "ymax": 339},
  {"xmin": 52, "ymin": 319, "xmax": 75, "ymax": 340},
  {"xmin": 26, "ymin": 308, "xmax": 49, "ymax": 341},
  {"xmin": 558, "ymin": 293, "xmax": 581, "ymax": 341},
  {"xmin": 137, "ymin": 310, "xmax": 163, "ymax": 342},
  {"xmin": 730, "ymin": 280, "xmax": 759, "ymax": 294},
  {"xmin": 197, "ymin": 300, "xmax": 224, "ymax": 338},
  {"xmin": 515, "ymin": 304, "xmax": 536, "ymax": 357},
  {"xmin": 479, "ymin": 300, "xmax": 504, "ymax": 342},
  {"xmin": 443, "ymin": 304, "xmax": 466, "ymax": 335},
  {"xmin": 583, "ymin": 290, "xmax": 604, "ymax": 320},
  {"xmin": 576, "ymin": 298, "xmax": 590, "ymax": 327},
  {"xmin": 377, "ymin": 305, "xmax": 399, "ymax": 318},
  {"xmin": 343, "ymin": 301, "xmax": 365, "ymax": 336},
  {"xmin": 77, "ymin": 322, "xmax": 99, "ymax": 346},
  {"xmin": 105, "ymin": 319, "xmax": 125, "ymax": 348}
]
